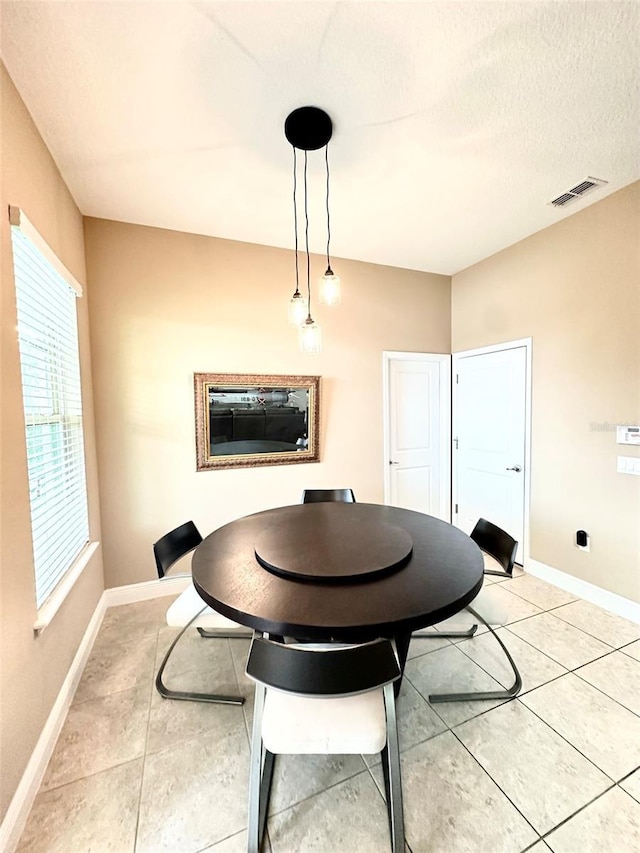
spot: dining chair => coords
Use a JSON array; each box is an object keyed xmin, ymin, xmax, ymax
[
  {"xmin": 245, "ymin": 634, "xmax": 404, "ymax": 853},
  {"xmin": 470, "ymin": 517, "xmax": 519, "ymax": 577},
  {"xmin": 427, "ymin": 518, "xmax": 522, "ymax": 703},
  {"xmin": 153, "ymin": 520, "xmax": 251, "ymax": 705},
  {"xmin": 301, "ymin": 487, "xmax": 356, "ymax": 503}
]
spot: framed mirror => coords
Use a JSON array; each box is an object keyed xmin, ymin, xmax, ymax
[{"xmin": 194, "ymin": 373, "xmax": 320, "ymax": 470}]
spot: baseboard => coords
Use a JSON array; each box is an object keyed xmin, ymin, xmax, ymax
[
  {"xmin": 103, "ymin": 574, "xmax": 191, "ymax": 607},
  {"xmin": 0, "ymin": 574, "xmax": 193, "ymax": 851},
  {"xmin": 526, "ymin": 558, "xmax": 640, "ymax": 624},
  {"xmin": 0, "ymin": 592, "xmax": 108, "ymax": 853}
]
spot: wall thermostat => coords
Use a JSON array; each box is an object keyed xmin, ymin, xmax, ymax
[{"xmin": 617, "ymin": 425, "xmax": 640, "ymax": 446}]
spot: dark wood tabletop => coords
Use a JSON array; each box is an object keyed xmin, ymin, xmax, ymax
[{"xmin": 192, "ymin": 502, "xmax": 484, "ymax": 643}]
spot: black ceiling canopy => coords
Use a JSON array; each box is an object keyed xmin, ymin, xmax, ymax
[{"xmin": 284, "ymin": 106, "xmax": 333, "ymax": 151}]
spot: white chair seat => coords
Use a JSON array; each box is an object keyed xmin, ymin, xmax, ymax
[
  {"xmin": 166, "ymin": 583, "xmax": 242, "ymax": 631},
  {"xmin": 262, "ymin": 687, "xmax": 387, "ymax": 755}
]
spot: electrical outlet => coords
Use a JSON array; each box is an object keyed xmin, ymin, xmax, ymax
[{"xmin": 576, "ymin": 530, "xmax": 590, "ymax": 552}]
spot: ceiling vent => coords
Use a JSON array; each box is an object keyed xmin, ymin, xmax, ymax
[{"xmin": 548, "ymin": 177, "xmax": 608, "ymax": 207}]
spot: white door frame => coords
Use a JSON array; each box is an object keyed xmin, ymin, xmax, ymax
[
  {"xmin": 452, "ymin": 337, "xmax": 532, "ymax": 565},
  {"xmin": 382, "ymin": 351, "xmax": 451, "ymax": 521}
]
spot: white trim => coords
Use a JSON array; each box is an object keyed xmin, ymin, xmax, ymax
[
  {"xmin": 382, "ymin": 351, "xmax": 451, "ymax": 521},
  {"xmin": 0, "ymin": 574, "xmax": 192, "ymax": 851},
  {"xmin": 33, "ymin": 542, "xmax": 100, "ymax": 634},
  {"xmin": 452, "ymin": 337, "xmax": 532, "ymax": 564},
  {"xmin": 8, "ymin": 206, "xmax": 83, "ymax": 296},
  {"xmin": 452, "ymin": 337, "xmax": 533, "ymax": 359},
  {"xmin": 439, "ymin": 357, "xmax": 452, "ymax": 522},
  {"xmin": 103, "ymin": 574, "xmax": 191, "ymax": 607},
  {"xmin": 526, "ymin": 558, "xmax": 640, "ymax": 625},
  {"xmin": 0, "ymin": 593, "xmax": 107, "ymax": 853}
]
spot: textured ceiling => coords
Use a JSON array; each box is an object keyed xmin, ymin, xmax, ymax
[{"xmin": 1, "ymin": 1, "xmax": 639, "ymax": 275}]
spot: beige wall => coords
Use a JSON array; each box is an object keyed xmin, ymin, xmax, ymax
[
  {"xmin": 83, "ymin": 218, "xmax": 451, "ymax": 588},
  {"xmin": 0, "ymin": 63, "xmax": 104, "ymax": 820},
  {"xmin": 452, "ymin": 182, "xmax": 640, "ymax": 602}
]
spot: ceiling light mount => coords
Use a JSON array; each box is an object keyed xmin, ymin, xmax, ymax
[{"xmin": 284, "ymin": 107, "xmax": 332, "ymax": 151}]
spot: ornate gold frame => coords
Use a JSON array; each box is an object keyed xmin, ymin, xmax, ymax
[{"xmin": 194, "ymin": 373, "xmax": 321, "ymax": 471}]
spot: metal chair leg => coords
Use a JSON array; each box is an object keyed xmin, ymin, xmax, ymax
[
  {"xmin": 156, "ymin": 607, "xmax": 244, "ymax": 705},
  {"xmin": 416, "ymin": 621, "xmax": 479, "ymax": 639},
  {"xmin": 484, "ymin": 568, "xmax": 513, "ymax": 578},
  {"xmin": 197, "ymin": 626, "xmax": 253, "ymax": 639},
  {"xmin": 248, "ymin": 679, "xmax": 272, "ymax": 853},
  {"xmin": 428, "ymin": 605, "xmax": 522, "ymax": 704},
  {"xmin": 383, "ymin": 683, "xmax": 404, "ymax": 853}
]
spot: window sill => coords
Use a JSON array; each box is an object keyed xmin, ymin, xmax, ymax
[{"xmin": 33, "ymin": 541, "xmax": 100, "ymax": 635}]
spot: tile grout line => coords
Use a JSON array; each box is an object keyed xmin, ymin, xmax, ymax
[
  {"xmin": 538, "ymin": 781, "xmax": 618, "ymax": 842},
  {"xmin": 431, "ymin": 639, "xmax": 640, "ymax": 787},
  {"xmin": 20, "ymin": 756, "xmax": 145, "ymax": 799},
  {"xmin": 520, "ymin": 838, "xmax": 546, "ymax": 852},
  {"xmin": 133, "ymin": 624, "xmax": 162, "ymax": 853},
  {"xmin": 571, "ymin": 658, "xmax": 640, "ymax": 719},
  {"xmin": 545, "ymin": 611, "xmax": 639, "ymax": 650},
  {"xmin": 476, "ymin": 583, "xmax": 636, "ymax": 654},
  {"xmin": 498, "ymin": 578, "xmax": 579, "ymax": 611},
  {"xmin": 618, "ymin": 766, "xmax": 640, "ymax": 786},
  {"xmin": 509, "ymin": 589, "xmax": 640, "ymax": 651},
  {"xmin": 506, "ymin": 623, "xmax": 624, "ymax": 672},
  {"xmin": 453, "ymin": 621, "xmax": 632, "ymax": 702},
  {"xmin": 512, "ymin": 694, "xmax": 620, "ymax": 784},
  {"xmin": 448, "ymin": 722, "xmax": 542, "ymax": 840},
  {"xmin": 266, "ymin": 764, "xmax": 378, "ymax": 822},
  {"xmin": 616, "ymin": 780, "xmax": 640, "ymax": 807},
  {"xmin": 450, "ymin": 697, "xmax": 632, "ymax": 840}
]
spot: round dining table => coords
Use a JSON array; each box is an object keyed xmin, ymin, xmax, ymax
[{"xmin": 192, "ymin": 502, "xmax": 484, "ymax": 677}]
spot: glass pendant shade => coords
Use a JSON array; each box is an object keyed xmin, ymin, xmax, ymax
[
  {"xmin": 288, "ymin": 292, "xmax": 308, "ymax": 326},
  {"xmin": 299, "ymin": 317, "xmax": 322, "ymax": 354},
  {"xmin": 319, "ymin": 267, "xmax": 341, "ymax": 306}
]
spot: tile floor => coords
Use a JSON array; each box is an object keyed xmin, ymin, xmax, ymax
[{"xmin": 16, "ymin": 570, "xmax": 640, "ymax": 853}]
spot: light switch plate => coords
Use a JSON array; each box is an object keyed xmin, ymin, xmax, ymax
[{"xmin": 617, "ymin": 456, "xmax": 640, "ymax": 476}]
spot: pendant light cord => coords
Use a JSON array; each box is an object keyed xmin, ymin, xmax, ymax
[
  {"xmin": 325, "ymin": 144, "xmax": 331, "ymax": 269},
  {"xmin": 304, "ymin": 149, "xmax": 312, "ymax": 320},
  {"xmin": 292, "ymin": 146, "xmax": 300, "ymax": 296}
]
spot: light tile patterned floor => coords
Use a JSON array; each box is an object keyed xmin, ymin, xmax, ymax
[{"xmin": 16, "ymin": 572, "xmax": 640, "ymax": 853}]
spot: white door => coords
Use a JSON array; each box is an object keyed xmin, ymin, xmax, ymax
[
  {"xmin": 453, "ymin": 345, "xmax": 527, "ymax": 562},
  {"xmin": 384, "ymin": 354, "xmax": 450, "ymax": 520}
]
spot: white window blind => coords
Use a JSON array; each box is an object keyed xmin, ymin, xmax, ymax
[{"xmin": 11, "ymin": 215, "xmax": 89, "ymax": 608}]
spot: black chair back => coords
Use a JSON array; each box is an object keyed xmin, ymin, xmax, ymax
[
  {"xmin": 153, "ymin": 520, "xmax": 203, "ymax": 579},
  {"xmin": 301, "ymin": 488, "xmax": 356, "ymax": 504},
  {"xmin": 246, "ymin": 637, "xmax": 399, "ymax": 697},
  {"xmin": 470, "ymin": 518, "xmax": 518, "ymax": 575}
]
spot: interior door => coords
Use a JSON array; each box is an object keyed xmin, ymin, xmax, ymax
[
  {"xmin": 454, "ymin": 346, "xmax": 526, "ymax": 562},
  {"xmin": 385, "ymin": 355, "xmax": 450, "ymax": 520}
]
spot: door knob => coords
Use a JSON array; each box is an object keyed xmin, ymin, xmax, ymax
[{"xmin": 506, "ymin": 465, "xmax": 522, "ymax": 472}]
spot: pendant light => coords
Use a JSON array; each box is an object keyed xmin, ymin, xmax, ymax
[
  {"xmin": 287, "ymin": 146, "xmax": 308, "ymax": 326},
  {"xmin": 284, "ymin": 106, "xmax": 337, "ymax": 353},
  {"xmin": 319, "ymin": 144, "xmax": 341, "ymax": 306},
  {"xmin": 298, "ymin": 150, "xmax": 321, "ymax": 354}
]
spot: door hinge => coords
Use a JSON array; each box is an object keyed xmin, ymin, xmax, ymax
[
  {"xmin": 455, "ymin": 503, "xmax": 458, "ymax": 513},
  {"xmin": 456, "ymin": 374, "xmax": 459, "ymax": 384},
  {"xmin": 453, "ymin": 437, "xmax": 459, "ymax": 450}
]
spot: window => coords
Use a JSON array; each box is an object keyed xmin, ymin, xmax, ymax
[{"xmin": 10, "ymin": 208, "xmax": 89, "ymax": 609}]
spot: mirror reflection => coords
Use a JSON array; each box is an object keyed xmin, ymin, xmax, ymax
[{"xmin": 194, "ymin": 374, "xmax": 320, "ymax": 470}]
